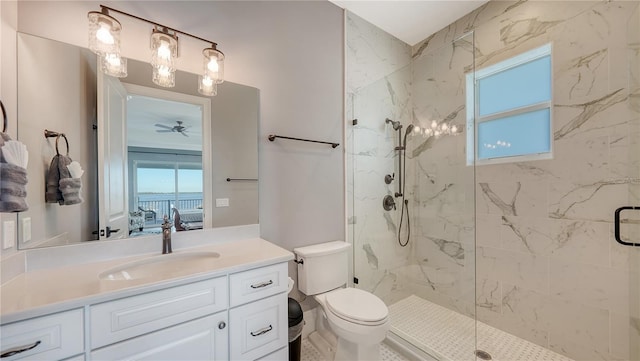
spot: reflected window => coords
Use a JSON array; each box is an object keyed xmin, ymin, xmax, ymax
[
  {"xmin": 131, "ymin": 154, "xmax": 203, "ymax": 228},
  {"xmin": 467, "ymin": 43, "xmax": 553, "ymax": 165}
]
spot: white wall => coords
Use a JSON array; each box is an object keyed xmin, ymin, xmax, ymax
[{"xmin": 14, "ymin": 1, "xmax": 345, "ymax": 253}]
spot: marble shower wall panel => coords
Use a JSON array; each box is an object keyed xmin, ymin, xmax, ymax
[
  {"xmin": 410, "ymin": 1, "xmax": 640, "ymax": 359},
  {"xmin": 352, "ymin": 67, "xmax": 413, "ymax": 158},
  {"xmin": 408, "ymin": 29, "xmax": 476, "ymax": 318},
  {"xmin": 346, "ymin": 13, "xmax": 411, "ymax": 93},
  {"xmin": 346, "ymin": 11, "xmax": 414, "ymax": 305}
]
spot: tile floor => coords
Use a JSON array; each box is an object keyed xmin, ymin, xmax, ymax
[
  {"xmin": 389, "ymin": 295, "xmax": 573, "ymax": 361},
  {"xmin": 301, "ymin": 339, "xmax": 409, "ymax": 361}
]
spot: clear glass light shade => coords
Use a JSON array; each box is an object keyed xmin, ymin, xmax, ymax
[
  {"xmin": 202, "ymin": 47, "xmax": 225, "ymax": 84},
  {"xmin": 151, "ymin": 29, "xmax": 178, "ymax": 71},
  {"xmin": 88, "ymin": 12, "xmax": 122, "ymax": 56},
  {"xmin": 152, "ymin": 66, "xmax": 175, "ymax": 88},
  {"xmin": 101, "ymin": 54, "xmax": 127, "ymax": 78},
  {"xmin": 198, "ymin": 75, "xmax": 217, "ymax": 96}
]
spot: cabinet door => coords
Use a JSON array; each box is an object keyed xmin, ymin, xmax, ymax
[{"xmin": 91, "ymin": 313, "xmax": 228, "ymax": 361}]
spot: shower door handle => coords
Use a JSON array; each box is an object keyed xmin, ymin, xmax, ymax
[{"xmin": 614, "ymin": 206, "xmax": 640, "ymax": 247}]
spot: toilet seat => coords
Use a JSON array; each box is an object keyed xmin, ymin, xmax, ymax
[{"xmin": 325, "ymin": 288, "xmax": 388, "ymax": 326}]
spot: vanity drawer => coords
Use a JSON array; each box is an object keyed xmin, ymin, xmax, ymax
[
  {"xmin": 90, "ymin": 276, "xmax": 227, "ymax": 349},
  {"xmin": 229, "ymin": 262, "xmax": 288, "ymax": 307},
  {"xmin": 0, "ymin": 308, "xmax": 84, "ymax": 361},
  {"xmin": 91, "ymin": 312, "xmax": 228, "ymax": 361},
  {"xmin": 229, "ymin": 293, "xmax": 287, "ymax": 360}
]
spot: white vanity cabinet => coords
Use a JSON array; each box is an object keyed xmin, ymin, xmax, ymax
[{"xmin": 0, "ymin": 239, "xmax": 293, "ymax": 361}]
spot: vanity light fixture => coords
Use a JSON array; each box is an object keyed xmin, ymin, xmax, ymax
[
  {"xmin": 202, "ymin": 45, "xmax": 225, "ymax": 84},
  {"xmin": 87, "ymin": 5, "xmax": 225, "ymax": 95},
  {"xmin": 198, "ymin": 44, "xmax": 225, "ymax": 95},
  {"xmin": 150, "ymin": 27, "xmax": 178, "ymax": 87}
]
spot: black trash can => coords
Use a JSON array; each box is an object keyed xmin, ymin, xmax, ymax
[{"xmin": 288, "ymin": 297, "xmax": 304, "ymax": 361}]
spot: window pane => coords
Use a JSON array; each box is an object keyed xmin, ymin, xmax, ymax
[
  {"xmin": 478, "ymin": 55, "xmax": 551, "ymax": 116},
  {"xmin": 137, "ymin": 168, "xmax": 175, "ymax": 193},
  {"xmin": 178, "ymin": 168, "xmax": 203, "ymax": 193},
  {"xmin": 177, "ymin": 168, "xmax": 203, "ymax": 210},
  {"xmin": 478, "ymin": 108, "xmax": 550, "ymax": 160}
]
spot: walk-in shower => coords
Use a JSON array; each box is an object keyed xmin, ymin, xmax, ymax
[{"xmin": 347, "ymin": 2, "xmax": 640, "ymax": 360}]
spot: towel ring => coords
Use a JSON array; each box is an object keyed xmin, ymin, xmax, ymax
[
  {"xmin": 0, "ymin": 100, "xmax": 7, "ymax": 133},
  {"xmin": 56, "ymin": 134, "xmax": 69, "ymax": 156}
]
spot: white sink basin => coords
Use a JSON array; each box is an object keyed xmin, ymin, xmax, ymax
[{"xmin": 98, "ymin": 251, "xmax": 221, "ymax": 281}]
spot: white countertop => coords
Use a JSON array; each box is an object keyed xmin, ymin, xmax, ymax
[{"xmin": 0, "ymin": 238, "xmax": 293, "ymax": 324}]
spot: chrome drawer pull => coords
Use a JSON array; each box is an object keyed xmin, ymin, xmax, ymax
[
  {"xmin": 250, "ymin": 325, "xmax": 273, "ymax": 337},
  {"xmin": 1, "ymin": 340, "xmax": 42, "ymax": 358},
  {"xmin": 250, "ymin": 280, "xmax": 273, "ymax": 289}
]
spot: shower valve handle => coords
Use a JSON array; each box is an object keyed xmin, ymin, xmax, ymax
[{"xmin": 384, "ymin": 173, "xmax": 395, "ymax": 184}]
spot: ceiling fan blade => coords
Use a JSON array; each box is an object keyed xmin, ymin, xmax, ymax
[
  {"xmin": 181, "ymin": 132, "xmax": 189, "ymax": 137},
  {"xmin": 156, "ymin": 130, "xmax": 173, "ymax": 133},
  {"xmin": 155, "ymin": 124, "xmax": 174, "ymax": 130}
]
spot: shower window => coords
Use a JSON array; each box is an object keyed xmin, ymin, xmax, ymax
[{"xmin": 466, "ymin": 43, "xmax": 552, "ymax": 165}]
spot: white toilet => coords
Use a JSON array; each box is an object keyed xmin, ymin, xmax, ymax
[{"xmin": 293, "ymin": 241, "xmax": 390, "ymax": 361}]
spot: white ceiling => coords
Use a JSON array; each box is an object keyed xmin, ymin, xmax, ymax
[
  {"xmin": 127, "ymin": 95, "xmax": 203, "ymax": 152},
  {"xmin": 330, "ymin": 0, "xmax": 489, "ymax": 46}
]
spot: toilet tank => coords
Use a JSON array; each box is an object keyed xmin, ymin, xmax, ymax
[{"xmin": 293, "ymin": 241, "xmax": 351, "ymax": 295}]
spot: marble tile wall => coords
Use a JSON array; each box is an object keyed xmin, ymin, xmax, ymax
[
  {"xmin": 409, "ymin": 1, "xmax": 640, "ymax": 360},
  {"xmin": 347, "ymin": 1, "xmax": 639, "ymax": 360},
  {"xmin": 346, "ymin": 12, "xmax": 415, "ymax": 305}
]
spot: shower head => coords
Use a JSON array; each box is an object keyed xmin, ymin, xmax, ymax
[{"xmin": 385, "ymin": 118, "xmax": 402, "ymax": 131}]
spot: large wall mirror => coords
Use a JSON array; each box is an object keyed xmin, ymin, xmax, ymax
[{"xmin": 17, "ymin": 32, "xmax": 259, "ymax": 250}]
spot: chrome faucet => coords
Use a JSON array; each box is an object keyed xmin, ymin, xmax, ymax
[{"xmin": 161, "ymin": 215, "xmax": 172, "ymax": 254}]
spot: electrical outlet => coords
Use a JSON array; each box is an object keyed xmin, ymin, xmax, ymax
[
  {"xmin": 22, "ymin": 217, "xmax": 32, "ymax": 243},
  {"xmin": 3, "ymin": 220, "xmax": 15, "ymax": 249},
  {"xmin": 215, "ymin": 198, "xmax": 229, "ymax": 207}
]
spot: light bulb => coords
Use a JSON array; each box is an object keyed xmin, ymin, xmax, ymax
[
  {"xmin": 435, "ymin": 130, "xmax": 441, "ymax": 136},
  {"xmin": 441, "ymin": 124, "xmax": 449, "ymax": 131},
  {"xmin": 431, "ymin": 120, "xmax": 438, "ymax": 129},
  {"xmin": 451, "ymin": 125, "xmax": 458, "ymax": 133},
  {"xmin": 157, "ymin": 42, "xmax": 171, "ymax": 60},
  {"xmin": 414, "ymin": 126, "xmax": 421, "ymax": 133},
  {"xmin": 158, "ymin": 66, "xmax": 170, "ymax": 76},
  {"xmin": 101, "ymin": 53, "xmax": 127, "ymax": 78},
  {"xmin": 96, "ymin": 25, "xmax": 114, "ymax": 45},
  {"xmin": 207, "ymin": 59, "xmax": 219, "ymax": 72},
  {"xmin": 202, "ymin": 75, "xmax": 214, "ymax": 87}
]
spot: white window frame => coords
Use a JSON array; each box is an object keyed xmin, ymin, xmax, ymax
[{"xmin": 466, "ymin": 43, "xmax": 553, "ymax": 166}]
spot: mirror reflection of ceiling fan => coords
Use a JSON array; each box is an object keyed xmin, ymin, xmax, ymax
[{"xmin": 155, "ymin": 120, "xmax": 189, "ymax": 137}]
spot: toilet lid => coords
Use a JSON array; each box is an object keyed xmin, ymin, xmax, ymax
[{"xmin": 325, "ymin": 288, "xmax": 388, "ymax": 324}]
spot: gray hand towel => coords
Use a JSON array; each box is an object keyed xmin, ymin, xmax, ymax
[
  {"xmin": 0, "ymin": 162, "xmax": 28, "ymax": 212},
  {"xmin": 0, "ymin": 132, "xmax": 29, "ymax": 212},
  {"xmin": 45, "ymin": 154, "xmax": 63, "ymax": 204},
  {"xmin": 59, "ymin": 177, "xmax": 82, "ymax": 205}
]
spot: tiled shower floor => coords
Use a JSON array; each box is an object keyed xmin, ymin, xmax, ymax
[
  {"xmin": 389, "ymin": 295, "xmax": 573, "ymax": 361},
  {"xmin": 301, "ymin": 339, "xmax": 409, "ymax": 361}
]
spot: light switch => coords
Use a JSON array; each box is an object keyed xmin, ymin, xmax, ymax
[
  {"xmin": 3, "ymin": 220, "xmax": 15, "ymax": 249},
  {"xmin": 216, "ymin": 198, "xmax": 229, "ymax": 207},
  {"xmin": 22, "ymin": 217, "xmax": 32, "ymax": 243}
]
